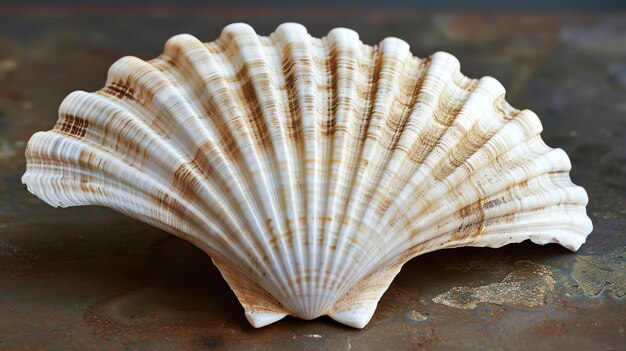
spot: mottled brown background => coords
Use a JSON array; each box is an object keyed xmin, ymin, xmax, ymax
[{"xmin": 0, "ymin": 3, "xmax": 624, "ymax": 350}]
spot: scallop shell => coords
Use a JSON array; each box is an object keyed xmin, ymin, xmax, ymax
[{"xmin": 22, "ymin": 23, "xmax": 592, "ymax": 328}]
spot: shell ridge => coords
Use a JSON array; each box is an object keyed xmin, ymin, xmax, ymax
[
  {"xmin": 312, "ymin": 36, "xmax": 336, "ymax": 315},
  {"xmin": 314, "ymin": 33, "xmax": 367, "ymax": 316},
  {"xmin": 357, "ymin": 56, "xmax": 432, "ymax": 220},
  {"xmin": 265, "ymin": 31, "xmax": 321, "ymax": 315},
  {"xmin": 220, "ymin": 28, "xmax": 307, "ymax": 309},
  {"xmin": 473, "ymin": 204, "xmax": 591, "ymax": 250},
  {"xmin": 108, "ymin": 48, "xmax": 297, "ymax": 304},
  {"xmin": 143, "ymin": 56, "xmax": 300, "ymax": 290},
  {"xmin": 318, "ymin": 40, "xmax": 382, "ymax": 315},
  {"xmin": 162, "ymin": 34, "xmax": 282, "ymax": 260},
  {"xmin": 397, "ymin": 144, "xmax": 562, "ymax": 243},
  {"xmin": 22, "ymin": 133, "xmax": 240, "ymax": 260},
  {"xmin": 93, "ymin": 89, "xmax": 269, "ymax": 263},
  {"xmin": 96, "ymin": 58, "xmax": 283, "ymax": 275},
  {"xmin": 274, "ymin": 26, "xmax": 323, "ymax": 317},
  {"xmin": 439, "ymin": 186, "xmax": 587, "ymax": 248},
  {"xmin": 62, "ymin": 91, "xmax": 254, "ymax": 251},
  {"xmin": 313, "ymin": 35, "xmax": 361, "ymax": 313},
  {"xmin": 323, "ymin": 58, "xmax": 437, "ymax": 322},
  {"xmin": 369, "ymin": 78, "xmax": 503, "ymax": 239},
  {"xmin": 140, "ymin": 58, "xmax": 274, "ymax": 253},
  {"xmin": 329, "ymin": 43, "xmax": 427, "ymax": 306},
  {"xmin": 367, "ymin": 81, "xmax": 525, "ymax": 252},
  {"xmin": 311, "ymin": 34, "xmax": 333, "ymax": 319},
  {"xmin": 338, "ymin": 53, "xmax": 484, "ymax": 297},
  {"xmin": 322, "ymin": 44, "xmax": 422, "ymax": 315},
  {"xmin": 307, "ymin": 35, "xmax": 341, "ymax": 317},
  {"xmin": 363, "ymin": 52, "xmax": 472, "ymax": 241},
  {"xmin": 272, "ymin": 27, "xmax": 329, "ymax": 317},
  {"xmin": 272, "ymin": 29, "xmax": 311, "ymax": 316},
  {"xmin": 368, "ymin": 129, "xmax": 547, "ymax": 266},
  {"xmin": 164, "ymin": 33, "xmax": 302, "ymax": 306},
  {"xmin": 382, "ymin": 147, "xmax": 583, "ymax": 262}
]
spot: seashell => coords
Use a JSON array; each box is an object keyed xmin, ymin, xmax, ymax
[{"xmin": 22, "ymin": 23, "xmax": 592, "ymax": 329}]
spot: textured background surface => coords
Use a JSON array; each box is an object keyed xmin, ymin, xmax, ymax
[{"xmin": 0, "ymin": 5, "xmax": 624, "ymax": 350}]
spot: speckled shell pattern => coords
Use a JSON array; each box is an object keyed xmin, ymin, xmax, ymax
[{"xmin": 22, "ymin": 23, "xmax": 592, "ymax": 329}]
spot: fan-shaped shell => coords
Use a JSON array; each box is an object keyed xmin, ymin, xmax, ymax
[{"xmin": 22, "ymin": 23, "xmax": 592, "ymax": 328}]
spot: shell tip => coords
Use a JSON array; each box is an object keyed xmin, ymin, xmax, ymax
[
  {"xmin": 432, "ymin": 51, "xmax": 461, "ymax": 70},
  {"xmin": 276, "ymin": 22, "xmax": 307, "ymax": 34},
  {"xmin": 245, "ymin": 310, "xmax": 287, "ymax": 328},
  {"xmin": 221, "ymin": 22, "xmax": 256, "ymax": 37},
  {"xmin": 328, "ymin": 310, "xmax": 374, "ymax": 329},
  {"xmin": 327, "ymin": 26, "xmax": 360, "ymax": 42}
]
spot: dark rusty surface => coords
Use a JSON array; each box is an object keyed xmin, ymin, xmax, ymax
[{"xmin": 0, "ymin": 6, "xmax": 625, "ymax": 350}]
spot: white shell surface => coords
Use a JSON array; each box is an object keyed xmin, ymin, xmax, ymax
[{"xmin": 22, "ymin": 23, "xmax": 592, "ymax": 328}]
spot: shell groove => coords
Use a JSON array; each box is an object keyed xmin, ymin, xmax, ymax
[{"xmin": 22, "ymin": 23, "xmax": 592, "ymax": 328}]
